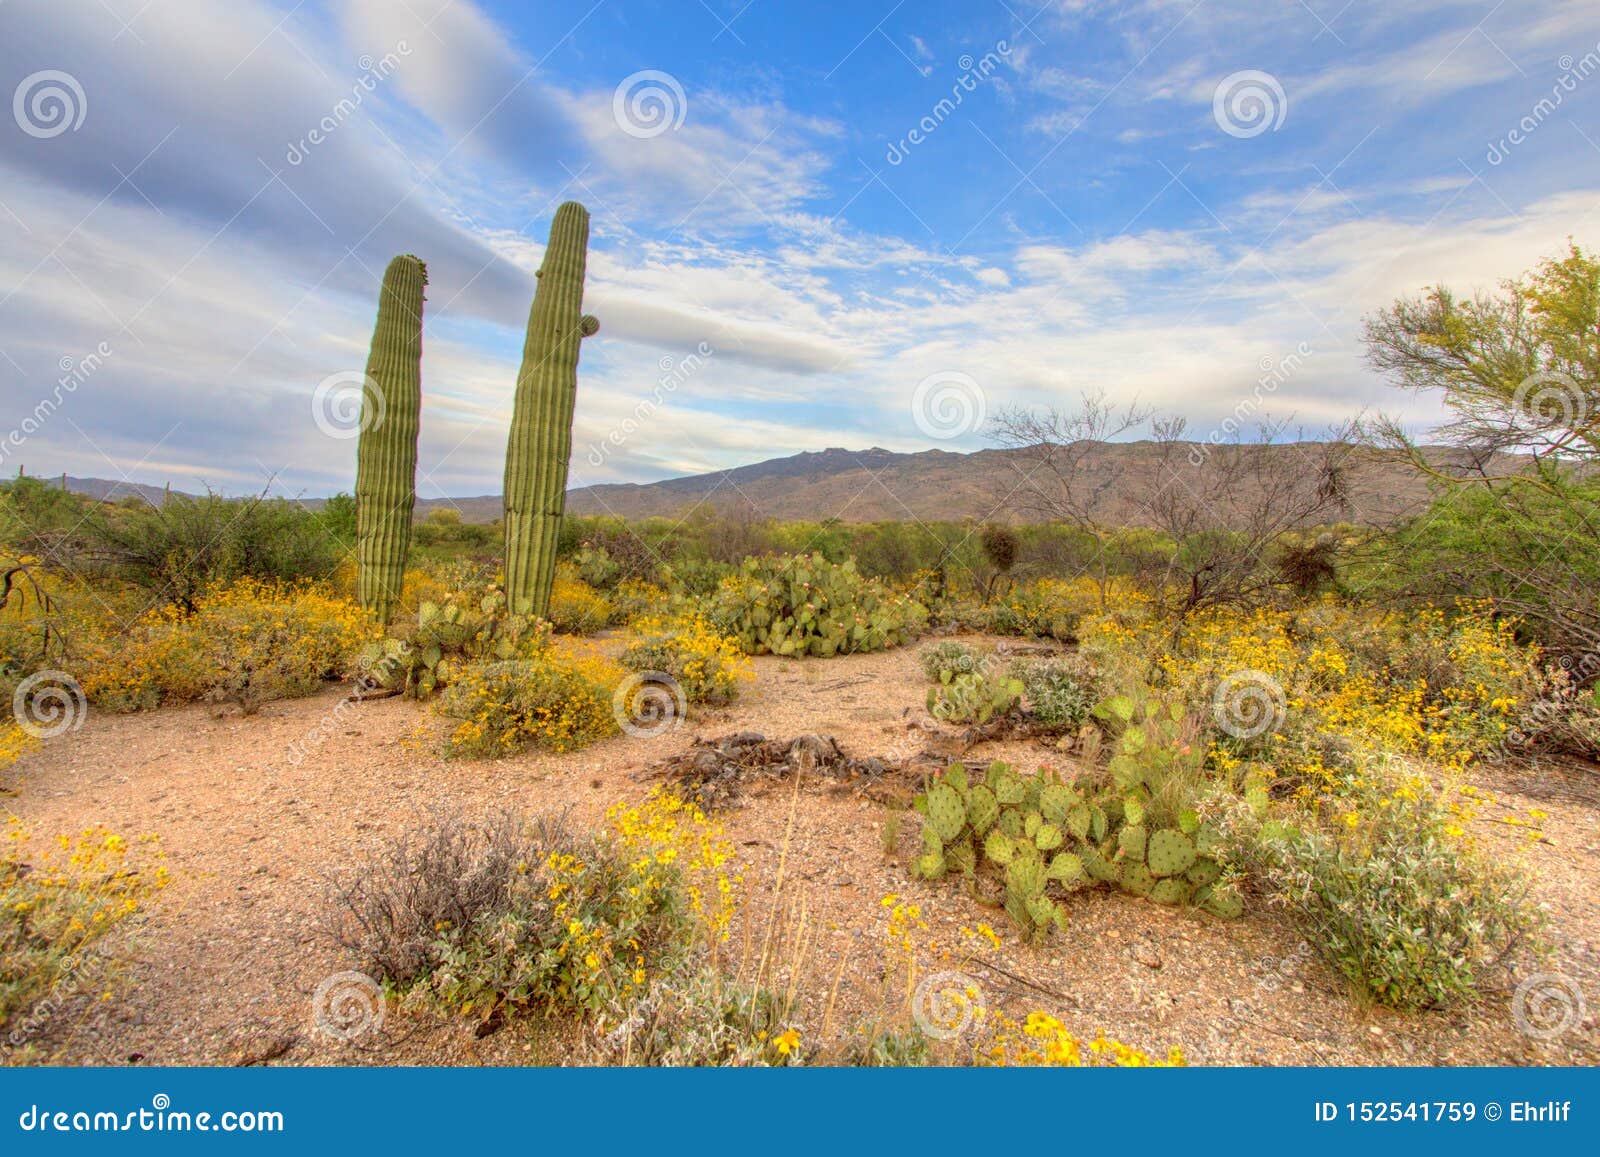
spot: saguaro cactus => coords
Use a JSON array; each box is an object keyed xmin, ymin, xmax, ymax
[
  {"xmin": 354, "ymin": 254, "xmax": 426, "ymax": 624},
  {"xmin": 503, "ymin": 202, "xmax": 599, "ymax": 616}
]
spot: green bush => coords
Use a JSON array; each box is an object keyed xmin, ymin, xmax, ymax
[
  {"xmin": 1242, "ymin": 770, "xmax": 1544, "ymax": 1009},
  {"xmin": 1017, "ymin": 654, "xmax": 1101, "ymax": 731},
  {"xmin": 437, "ymin": 653, "xmax": 620, "ymax": 756},
  {"xmin": 709, "ymin": 552, "xmax": 928, "ymax": 658}
]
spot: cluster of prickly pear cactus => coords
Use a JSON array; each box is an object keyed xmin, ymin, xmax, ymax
[
  {"xmin": 354, "ymin": 254, "xmax": 427, "ymax": 624},
  {"xmin": 912, "ymin": 737, "xmax": 1253, "ymax": 937},
  {"xmin": 503, "ymin": 202, "xmax": 600, "ymax": 617},
  {"xmin": 710, "ymin": 553, "xmax": 928, "ymax": 657},
  {"xmin": 913, "ymin": 761, "xmax": 1085, "ymax": 942},
  {"xmin": 358, "ymin": 586, "xmax": 549, "ymax": 699},
  {"xmin": 926, "ymin": 668, "xmax": 1024, "ymax": 725}
]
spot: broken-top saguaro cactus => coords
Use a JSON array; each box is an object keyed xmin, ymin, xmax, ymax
[
  {"xmin": 354, "ymin": 254, "xmax": 426, "ymax": 624},
  {"xmin": 503, "ymin": 201, "xmax": 599, "ymax": 616}
]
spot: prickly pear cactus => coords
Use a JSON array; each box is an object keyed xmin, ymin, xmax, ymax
[{"xmin": 1146, "ymin": 829, "xmax": 1197, "ymax": 878}]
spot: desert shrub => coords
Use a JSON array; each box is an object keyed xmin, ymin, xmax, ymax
[
  {"xmin": 608, "ymin": 577, "xmax": 669, "ymax": 626},
  {"xmin": 547, "ymin": 566, "xmax": 614, "ymax": 635},
  {"xmin": 330, "ymin": 794, "xmax": 734, "ymax": 1024},
  {"xmin": 918, "ymin": 640, "xmax": 984, "ymax": 683},
  {"xmin": 709, "ymin": 553, "xmax": 928, "ymax": 658},
  {"xmin": 1144, "ymin": 599, "xmax": 1548, "ymax": 784},
  {"xmin": 77, "ymin": 492, "xmax": 348, "ymax": 609},
  {"xmin": 438, "ymin": 652, "xmax": 621, "ymax": 756},
  {"xmin": 988, "ymin": 576, "xmax": 1125, "ymax": 641},
  {"xmin": 2, "ymin": 820, "xmax": 168, "ymax": 1036},
  {"xmin": 597, "ymin": 968, "xmax": 803, "ymax": 1067},
  {"xmin": 78, "ymin": 578, "xmax": 375, "ymax": 713},
  {"xmin": 1016, "ymin": 653, "xmax": 1102, "ymax": 731},
  {"xmin": 620, "ymin": 615, "xmax": 752, "ymax": 705},
  {"xmin": 926, "ymin": 670, "xmax": 1022, "ymax": 725},
  {"xmin": 1239, "ymin": 769, "xmax": 1543, "ymax": 1010}
]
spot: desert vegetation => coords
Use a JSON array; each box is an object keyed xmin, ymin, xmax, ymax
[{"xmin": 2, "ymin": 237, "xmax": 1597, "ymax": 1069}]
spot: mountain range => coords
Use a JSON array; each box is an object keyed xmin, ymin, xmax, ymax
[{"xmin": 41, "ymin": 441, "xmax": 1485, "ymax": 527}]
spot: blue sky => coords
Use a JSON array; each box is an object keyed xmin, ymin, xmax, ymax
[{"xmin": 2, "ymin": 0, "xmax": 1598, "ymax": 499}]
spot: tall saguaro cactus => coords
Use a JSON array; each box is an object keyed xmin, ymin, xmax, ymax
[
  {"xmin": 503, "ymin": 202, "xmax": 599, "ymax": 616},
  {"xmin": 355, "ymin": 254, "xmax": 426, "ymax": 624}
]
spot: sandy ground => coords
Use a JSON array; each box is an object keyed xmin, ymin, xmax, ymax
[{"xmin": 4, "ymin": 636, "xmax": 1598, "ymax": 1067}]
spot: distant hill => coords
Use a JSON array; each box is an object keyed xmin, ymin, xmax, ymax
[
  {"xmin": 561, "ymin": 442, "xmax": 1491, "ymax": 527},
  {"xmin": 50, "ymin": 441, "xmax": 1513, "ymax": 528}
]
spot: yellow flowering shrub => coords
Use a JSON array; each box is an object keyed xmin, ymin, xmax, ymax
[
  {"xmin": 77, "ymin": 578, "xmax": 376, "ymax": 714},
  {"xmin": 0, "ymin": 722, "xmax": 37, "ymax": 771},
  {"xmin": 547, "ymin": 565, "xmax": 614, "ymax": 635},
  {"xmin": 438, "ymin": 651, "xmax": 623, "ymax": 756},
  {"xmin": 608, "ymin": 578, "xmax": 669, "ymax": 626},
  {"xmin": 982, "ymin": 1012, "xmax": 1184, "ymax": 1067},
  {"xmin": 2, "ymin": 819, "xmax": 169, "ymax": 1033},
  {"xmin": 620, "ymin": 614, "xmax": 753, "ymax": 705},
  {"xmin": 991, "ymin": 576, "xmax": 1150, "ymax": 641},
  {"xmin": 1112, "ymin": 598, "xmax": 1548, "ymax": 785},
  {"xmin": 336, "ymin": 794, "xmax": 738, "ymax": 1027}
]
